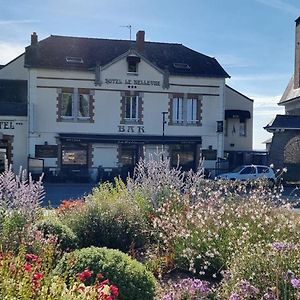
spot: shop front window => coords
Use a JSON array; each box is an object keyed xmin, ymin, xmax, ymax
[
  {"xmin": 61, "ymin": 143, "xmax": 88, "ymax": 166},
  {"xmin": 170, "ymin": 144, "xmax": 195, "ymax": 171}
]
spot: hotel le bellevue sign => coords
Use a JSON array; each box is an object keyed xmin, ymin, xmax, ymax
[{"xmin": 104, "ymin": 78, "xmax": 161, "ymax": 86}]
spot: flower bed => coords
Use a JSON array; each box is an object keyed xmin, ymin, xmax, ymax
[{"xmin": 0, "ymin": 156, "xmax": 299, "ymax": 299}]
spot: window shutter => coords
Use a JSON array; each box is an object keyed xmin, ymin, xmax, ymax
[
  {"xmin": 138, "ymin": 96, "xmax": 143, "ymax": 124},
  {"xmin": 196, "ymin": 98, "xmax": 202, "ymax": 126}
]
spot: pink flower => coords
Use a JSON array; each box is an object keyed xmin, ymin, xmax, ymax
[
  {"xmin": 110, "ymin": 285, "xmax": 119, "ymax": 298},
  {"xmin": 291, "ymin": 278, "xmax": 300, "ymax": 289},
  {"xmin": 25, "ymin": 253, "xmax": 40, "ymax": 263},
  {"xmin": 24, "ymin": 262, "xmax": 32, "ymax": 272},
  {"xmin": 76, "ymin": 268, "xmax": 93, "ymax": 282}
]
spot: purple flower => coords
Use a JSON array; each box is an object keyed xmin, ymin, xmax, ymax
[
  {"xmin": 271, "ymin": 241, "xmax": 296, "ymax": 251},
  {"xmin": 229, "ymin": 293, "xmax": 241, "ymax": 300},
  {"xmin": 236, "ymin": 280, "xmax": 259, "ymax": 296},
  {"xmin": 176, "ymin": 278, "xmax": 211, "ymax": 295},
  {"xmin": 162, "ymin": 294, "xmax": 173, "ymax": 300},
  {"xmin": 291, "ymin": 278, "xmax": 300, "ymax": 289}
]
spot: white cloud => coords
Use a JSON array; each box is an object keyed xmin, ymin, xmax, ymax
[
  {"xmin": 0, "ymin": 42, "xmax": 25, "ymax": 65},
  {"xmin": 255, "ymin": 0, "xmax": 300, "ymax": 15}
]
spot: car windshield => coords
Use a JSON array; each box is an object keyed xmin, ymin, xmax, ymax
[{"xmin": 232, "ymin": 166, "xmax": 245, "ymax": 173}]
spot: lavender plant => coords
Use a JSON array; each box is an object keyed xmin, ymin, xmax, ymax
[
  {"xmin": 127, "ymin": 150, "xmax": 185, "ymax": 207},
  {"xmin": 0, "ymin": 161, "xmax": 44, "ymax": 250},
  {"xmin": 0, "ymin": 161, "xmax": 44, "ymax": 219}
]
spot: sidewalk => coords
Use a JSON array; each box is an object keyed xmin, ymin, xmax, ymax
[{"xmin": 43, "ymin": 182, "xmax": 97, "ymax": 207}]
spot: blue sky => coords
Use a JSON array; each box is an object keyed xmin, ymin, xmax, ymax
[{"xmin": 1, "ymin": 0, "xmax": 300, "ymax": 149}]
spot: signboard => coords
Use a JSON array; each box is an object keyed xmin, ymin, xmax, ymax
[
  {"xmin": 0, "ymin": 121, "xmax": 14, "ymax": 130},
  {"xmin": 35, "ymin": 145, "xmax": 58, "ymax": 158},
  {"xmin": 105, "ymin": 78, "xmax": 160, "ymax": 86}
]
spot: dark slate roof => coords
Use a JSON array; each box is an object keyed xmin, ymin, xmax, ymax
[
  {"xmin": 0, "ymin": 65, "xmax": 4, "ymax": 70},
  {"xmin": 24, "ymin": 35, "xmax": 230, "ymax": 78},
  {"xmin": 264, "ymin": 115, "xmax": 300, "ymax": 130},
  {"xmin": 0, "ymin": 102, "xmax": 27, "ymax": 116}
]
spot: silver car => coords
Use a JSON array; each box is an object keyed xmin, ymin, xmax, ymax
[{"xmin": 218, "ymin": 165, "xmax": 276, "ymax": 185}]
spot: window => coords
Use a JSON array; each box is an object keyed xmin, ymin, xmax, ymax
[
  {"xmin": 172, "ymin": 97, "xmax": 183, "ymax": 123},
  {"xmin": 170, "ymin": 95, "xmax": 201, "ymax": 125},
  {"xmin": 58, "ymin": 88, "xmax": 94, "ymax": 122},
  {"xmin": 240, "ymin": 166, "xmax": 256, "ymax": 175},
  {"xmin": 78, "ymin": 94, "xmax": 90, "ymax": 118},
  {"xmin": 187, "ymin": 98, "xmax": 198, "ymax": 124},
  {"xmin": 257, "ymin": 166, "xmax": 269, "ymax": 174},
  {"xmin": 61, "ymin": 143, "xmax": 88, "ymax": 166},
  {"xmin": 239, "ymin": 121, "xmax": 246, "ymax": 136},
  {"xmin": 61, "ymin": 93, "xmax": 73, "ymax": 118},
  {"xmin": 127, "ymin": 56, "xmax": 140, "ymax": 73},
  {"xmin": 125, "ymin": 96, "xmax": 138, "ymax": 121},
  {"xmin": 170, "ymin": 144, "xmax": 196, "ymax": 171},
  {"xmin": 120, "ymin": 92, "xmax": 143, "ymax": 124}
]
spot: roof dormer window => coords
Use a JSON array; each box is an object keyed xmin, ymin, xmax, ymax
[
  {"xmin": 66, "ymin": 56, "xmax": 84, "ymax": 64},
  {"xmin": 173, "ymin": 63, "xmax": 191, "ymax": 70},
  {"xmin": 127, "ymin": 56, "xmax": 141, "ymax": 74}
]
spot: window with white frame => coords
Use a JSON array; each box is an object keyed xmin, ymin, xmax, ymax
[
  {"xmin": 58, "ymin": 88, "xmax": 93, "ymax": 122},
  {"xmin": 171, "ymin": 95, "xmax": 201, "ymax": 125},
  {"xmin": 125, "ymin": 96, "xmax": 139, "ymax": 121},
  {"xmin": 172, "ymin": 97, "xmax": 184, "ymax": 123},
  {"xmin": 78, "ymin": 94, "xmax": 90, "ymax": 118},
  {"xmin": 61, "ymin": 93, "xmax": 73, "ymax": 118},
  {"xmin": 187, "ymin": 98, "xmax": 198, "ymax": 124}
]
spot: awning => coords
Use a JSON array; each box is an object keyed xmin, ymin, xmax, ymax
[
  {"xmin": 59, "ymin": 133, "xmax": 202, "ymax": 145},
  {"xmin": 225, "ymin": 110, "xmax": 251, "ymax": 122}
]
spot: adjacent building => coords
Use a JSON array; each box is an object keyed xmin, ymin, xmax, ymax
[
  {"xmin": 0, "ymin": 31, "xmax": 253, "ymax": 181},
  {"xmin": 265, "ymin": 17, "xmax": 300, "ymax": 181}
]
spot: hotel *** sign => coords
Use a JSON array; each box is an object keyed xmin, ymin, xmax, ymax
[{"xmin": 105, "ymin": 78, "xmax": 160, "ymax": 86}]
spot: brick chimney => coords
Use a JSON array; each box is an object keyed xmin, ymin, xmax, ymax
[
  {"xmin": 136, "ymin": 30, "xmax": 145, "ymax": 52},
  {"xmin": 31, "ymin": 32, "xmax": 38, "ymax": 46},
  {"xmin": 294, "ymin": 17, "xmax": 300, "ymax": 89}
]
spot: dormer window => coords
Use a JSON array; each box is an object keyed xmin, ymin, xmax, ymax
[
  {"xmin": 66, "ymin": 56, "xmax": 84, "ymax": 64},
  {"xmin": 127, "ymin": 56, "xmax": 141, "ymax": 73},
  {"xmin": 173, "ymin": 63, "xmax": 191, "ymax": 70}
]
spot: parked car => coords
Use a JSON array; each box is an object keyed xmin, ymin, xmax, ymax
[{"xmin": 217, "ymin": 165, "xmax": 276, "ymax": 186}]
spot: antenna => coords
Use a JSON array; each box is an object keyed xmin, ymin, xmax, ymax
[{"xmin": 120, "ymin": 25, "xmax": 132, "ymax": 40}]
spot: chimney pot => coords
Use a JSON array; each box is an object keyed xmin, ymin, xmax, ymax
[
  {"xmin": 136, "ymin": 30, "xmax": 145, "ymax": 52},
  {"xmin": 31, "ymin": 32, "xmax": 38, "ymax": 46}
]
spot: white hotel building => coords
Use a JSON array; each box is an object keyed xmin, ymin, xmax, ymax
[{"xmin": 0, "ymin": 31, "xmax": 253, "ymax": 181}]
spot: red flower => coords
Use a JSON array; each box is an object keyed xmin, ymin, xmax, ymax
[
  {"xmin": 24, "ymin": 262, "xmax": 32, "ymax": 272},
  {"xmin": 110, "ymin": 285, "xmax": 119, "ymax": 298},
  {"xmin": 76, "ymin": 268, "xmax": 93, "ymax": 282},
  {"xmin": 101, "ymin": 279, "xmax": 110, "ymax": 286},
  {"xmin": 97, "ymin": 273, "xmax": 104, "ymax": 280},
  {"xmin": 25, "ymin": 253, "xmax": 40, "ymax": 263},
  {"xmin": 32, "ymin": 272, "xmax": 43, "ymax": 281}
]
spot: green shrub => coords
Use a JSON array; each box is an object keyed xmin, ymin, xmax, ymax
[
  {"xmin": 0, "ymin": 210, "xmax": 28, "ymax": 251},
  {"xmin": 54, "ymin": 246, "xmax": 156, "ymax": 300},
  {"xmin": 36, "ymin": 216, "xmax": 78, "ymax": 251},
  {"xmin": 217, "ymin": 242, "xmax": 300, "ymax": 299},
  {"xmin": 59, "ymin": 179, "xmax": 150, "ymax": 251}
]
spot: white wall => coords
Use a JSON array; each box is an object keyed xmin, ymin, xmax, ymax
[
  {"xmin": 27, "ymin": 55, "xmax": 226, "ymax": 169},
  {"xmin": 224, "ymin": 86, "xmax": 253, "ymax": 151},
  {"xmin": 0, "ymin": 55, "xmax": 28, "ymax": 80}
]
